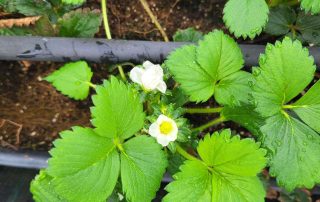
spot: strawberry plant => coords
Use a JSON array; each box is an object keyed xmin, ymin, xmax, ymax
[
  {"xmin": 29, "ymin": 28, "xmax": 320, "ymax": 201},
  {"xmin": 223, "ymin": 0, "xmax": 320, "ymax": 39},
  {"xmin": 0, "ymin": 0, "xmax": 101, "ymax": 37},
  {"xmin": 265, "ymin": 5, "xmax": 320, "ymax": 45}
]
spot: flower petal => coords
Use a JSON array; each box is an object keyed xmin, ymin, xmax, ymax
[
  {"xmin": 153, "ymin": 64, "xmax": 164, "ymax": 78},
  {"xmin": 156, "ymin": 81, "xmax": 167, "ymax": 93},
  {"xmin": 156, "ymin": 136, "xmax": 171, "ymax": 147},
  {"xmin": 157, "ymin": 114, "xmax": 170, "ymax": 124},
  {"xmin": 129, "ymin": 67, "xmax": 144, "ymax": 85},
  {"xmin": 141, "ymin": 67, "xmax": 162, "ymax": 90},
  {"xmin": 143, "ymin": 61, "xmax": 154, "ymax": 69},
  {"xmin": 148, "ymin": 122, "xmax": 160, "ymax": 137}
]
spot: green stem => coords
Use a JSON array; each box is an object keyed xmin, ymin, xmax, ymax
[
  {"xmin": 176, "ymin": 144, "xmax": 198, "ymax": 161},
  {"xmin": 283, "ymin": 104, "xmax": 307, "ymax": 109},
  {"xmin": 176, "ymin": 144, "xmax": 214, "ymax": 172},
  {"xmin": 113, "ymin": 137, "xmax": 124, "ymax": 152},
  {"xmin": 101, "ymin": 0, "xmax": 112, "ymax": 40},
  {"xmin": 192, "ymin": 117, "xmax": 225, "ymax": 132},
  {"xmin": 87, "ymin": 82, "xmax": 97, "ymax": 89},
  {"xmin": 101, "ymin": 0, "xmax": 127, "ymax": 81},
  {"xmin": 117, "ymin": 65, "xmax": 127, "ymax": 81},
  {"xmin": 184, "ymin": 107, "xmax": 223, "ymax": 114}
]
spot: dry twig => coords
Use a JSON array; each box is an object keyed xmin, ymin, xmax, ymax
[{"xmin": 0, "ymin": 16, "xmax": 41, "ymax": 29}]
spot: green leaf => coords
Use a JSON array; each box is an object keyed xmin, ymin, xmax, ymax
[
  {"xmin": 166, "ymin": 45, "xmax": 215, "ymax": 102},
  {"xmin": 61, "ymin": 0, "xmax": 85, "ymax": 5},
  {"xmin": 253, "ymin": 37, "xmax": 316, "ymax": 117},
  {"xmin": 173, "ymin": 27, "xmax": 204, "ymax": 42},
  {"xmin": 293, "ymin": 80, "xmax": 320, "ymax": 133},
  {"xmin": 30, "ymin": 170, "xmax": 66, "ymax": 202},
  {"xmin": 45, "ymin": 61, "xmax": 93, "ymax": 100},
  {"xmin": 253, "ymin": 37, "xmax": 320, "ymax": 191},
  {"xmin": 57, "ymin": 8, "xmax": 102, "ymax": 38},
  {"xmin": 197, "ymin": 130, "xmax": 266, "ymax": 176},
  {"xmin": 221, "ymin": 103, "xmax": 265, "ymax": 136},
  {"xmin": 261, "ymin": 114, "xmax": 320, "ymax": 191},
  {"xmin": 301, "ymin": 0, "xmax": 320, "ymax": 15},
  {"xmin": 163, "ymin": 160, "xmax": 212, "ymax": 202},
  {"xmin": 121, "ymin": 136, "xmax": 167, "ymax": 202},
  {"xmin": 211, "ymin": 174, "xmax": 265, "ymax": 202},
  {"xmin": 214, "ymin": 71, "xmax": 253, "ymax": 106},
  {"xmin": 11, "ymin": 0, "xmax": 53, "ymax": 16},
  {"xmin": 47, "ymin": 127, "xmax": 120, "ymax": 202},
  {"xmin": 164, "ymin": 130, "xmax": 266, "ymax": 201},
  {"xmin": 265, "ymin": 5, "xmax": 296, "ymax": 36},
  {"xmin": 223, "ymin": 0, "xmax": 269, "ymax": 39},
  {"xmin": 0, "ymin": 27, "xmax": 32, "ymax": 36},
  {"xmin": 91, "ymin": 76, "xmax": 145, "ymax": 139},
  {"xmin": 166, "ymin": 30, "xmax": 244, "ymax": 102},
  {"xmin": 296, "ymin": 13, "xmax": 320, "ymax": 45},
  {"xmin": 197, "ymin": 30, "xmax": 244, "ymax": 81}
]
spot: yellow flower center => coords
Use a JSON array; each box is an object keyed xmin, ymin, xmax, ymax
[{"xmin": 159, "ymin": 121, "xmax": 174, "ymax": 135}]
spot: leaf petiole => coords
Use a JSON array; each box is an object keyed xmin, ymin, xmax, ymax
[
  {"xmin": 192, "ymin": 116, "xmax": 226, "ymax": 132},
  {"xmin": 282, "ymin": 104, "xmax": 308, "ymax": 109},
  {"xmin": 176, "ymin": 144, "xmax": 198, "ymax": 161},
  {"xmin": 184, "ymin": 107, "xmax": 223, "ymax": 114},
  {"xmin": 113, "ymin": 137, "xmax": 124, "ymax": 152},
  {"xmin": 176, "ymin": 144, "xmax": 213, "ymax": 172},
  {"xmin": 101, "ymin": 0, "xmax": 112, "ymax": 40},
  {"xmin": 86, "ymin": 82, "xmax": 97, "ymax": 89},
  {"xmin": 101, "ymin": 0, "xmax": 127, "ymax": 81}
]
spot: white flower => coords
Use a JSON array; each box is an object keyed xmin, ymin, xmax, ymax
[
  {"xmin": 130, "ymin": 61, "xmax": 167, "ymax": 93},
  {"xmin": 149, "ymin": 115, "xmax": 178, "ymax": 147}
]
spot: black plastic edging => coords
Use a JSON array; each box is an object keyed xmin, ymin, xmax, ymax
[
  {"xmin": 0, "ymin": 36, "xmax": 319, "ymax": 67},
  {"xmin": 0, "ymin": 148, "xmax": 48, "ymax": 169},
  {"xmin": 0, "ymin": 37, "xmax": 320, "ymax": 171}
]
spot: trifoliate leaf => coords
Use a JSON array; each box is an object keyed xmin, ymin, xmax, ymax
[
  {"xmin": 223, "ymin": 0, "xmax": 269, "ymax": 39},
  {"xmin": 265, "ymin": 5, "xmax": 296, "ymax": 36},
  {"xmin": 253, "ymin": 37, "xmax": 315, "ymax": 117},
  {"xmin": 261, "ymin": 114, "xmax": 320, "ymax": 191},
  {"xmin": 197, "ymin": 130, "xmax": 266, "ymax": 176},
  {"xmin": 121, "ymin": 136, "xmax": 167, "ymax": 202},
  {"xmin": 163, "ymin": 160, "xmax": 212, "ymax": 202},
  {"xmin": 47, "ymin": 127, "xmax": 120, "ymax": 202},
  {"xmin": 30, "ymin": 170, "xmax": 66, "ymax": 202},
  {"xmin": 293, "ymin": 80, "xmax": 320, "ymax": 133},
  {"xmin": 61, "ymin": 0, "xmax": 85, "ymax": 5},
  {"xmin": 57, "ymin": 8, "xmax": 102, "ymax": 38},
  {"xmin": 45, "ymin": 61, "xmax": 93, "ymax": 100},
  {"xmin": 166, "ymin": 30, "xmax": 244, "ymax": 103},
  {"xmin": 91, "ymin": 76, "xmax": 145, "ymax": 139},
  {"xmin": 301, "ymin": 0, "xmax": 320, "ymax": 15},
  {"xmin": 164, "ymin": 130, "xmax": 267, "ymax": 201},
  {"xmin": 214, "ymin": 71, "xmax": 253, "ymax": 106},
  {"xmin": 253, "ymin": 37, "xmax": 320, "ymax": 190},
  {"xmin": 173, "ymin": 27, "xmax": 204, "ymax": 42},
  {"xmin": 296, "ymin": 13, "xmax": 320, "ymax": 45},
  {"xmin": 221, "ymin": 103, "xmax": 265, "ymax": 136}
]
